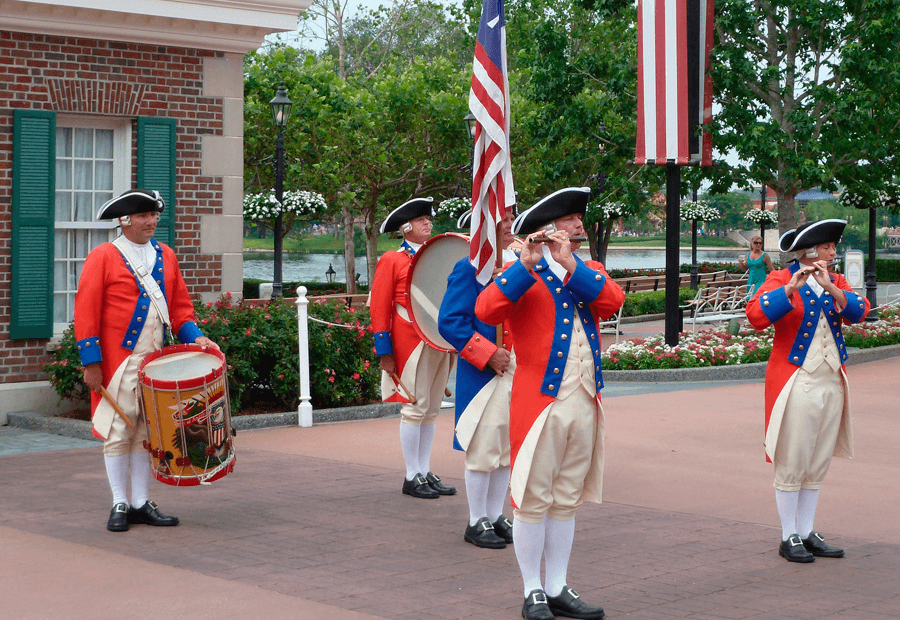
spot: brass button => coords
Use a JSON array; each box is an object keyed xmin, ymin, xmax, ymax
[
  {"xmin": 803, "ymin": 333, "xmax": 808, "ymax": 338},
  {"xmin": 811, "ymin": 300, "xmax": 816, "ymax": 305},
  {"xmin": 557, "ymin": 352, "xmax": 564, "ymax": 358},
  {"xmin": 549, "ymin": 384, "xmax": 555, "ymax": 390},
  {"xmin": 578, "ymin": 302, "xmax": 584, "ymax": 308},
  {"xmin": 127, "ymin": 340, "xmax": 133, "ymax": 346},
  {"xmin": 132, "ymin": 330, "xmax": 137, "ymax": 334},
  {"xmin": 547, "ymin": 276, "xmax": 553, "ymax": 282},
  {"xmin": 564, "ymin": 319, "xmax": 570, "ymax": 325},
  {"xmin": 595, "ymin": 274, "xmax": 602, "ymax": 280},
  {"xmin": 807, "ymin": 322, "xmax": 812, "ymax": 327},
  {"xmin": 137, "ymin": 317, "xmax": 142, "ymax": 322},
  {"xmin": 793, "ymin": 356, "xmax": 799, "ymax": 361},
  {"xmin": 556, "ymin": 288, "xmax": 562, "ymax": 293},
  {"xmin": 142, "ymin": 306, "xmax": 147, "ymax": 310},
  {"xmin": 799, "ymin": 345, "xmax": 804, "ymax": 350},
  {"xmin": 475, "ymin": 336, "xmax": 481, "ymax": 341},
  {"xmin": 764, "ymin": 301, "xmax": 770, "ymax": 306},
  {"xmin": 563, "ymin": 303, "xmax": 569, "ymax": 309},
  {"xmin": 561, "ymin": 334, "xmax": 568, "ymax": 340},
  {"xmin": 554, "ymin": 368, "xmax": 560, "ymax": 374},
  {"xmin": 501, "ymin": 278, "xmax": 507, "ymax": 285}
]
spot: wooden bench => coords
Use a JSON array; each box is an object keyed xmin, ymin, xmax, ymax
[
  {"xmin": 680, "ymin": 283, "xmax": 749, "ymax": 333},
  {"xmin": 617, "ymin": 270, "xmax": 732, "ymax": 294}
]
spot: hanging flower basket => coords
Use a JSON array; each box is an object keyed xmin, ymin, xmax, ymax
[
  {"xmin": 435, "ymin": 197, "xmax": 470, "ymax": 219},
  {"xmin": 680, "ymin": 200, "xmax": 720, "ymax": 222},
  {"xmin": 839, "ymin": 182, "xmax": 900, "ymax": 210},
  {"xmin": 243, "ymin": 190, "xmax": 328, "ymax": 220},
  {"xmin": 745, "ymin": 209, "xmax": 778, "ymax": 226}
]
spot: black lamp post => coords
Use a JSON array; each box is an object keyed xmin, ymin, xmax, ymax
[
  {"xmin": 463, "ymin": 111, "xmax": 477, "ymax": 141},
  {"xmin": 690, "ymin": 188, "xmax": 699, "ymax": 290},
  {"xmin": 865, "ymin": 205, "xmax": 879, "ymax": 321},
  {"xmin": 325, "ymin": 263, "xmax": 336, "ymax": 283},
  {"xmin": 269, "ymin": 83, "xmax": 293, "ymax": 298}
]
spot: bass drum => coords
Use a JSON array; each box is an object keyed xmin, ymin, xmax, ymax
[{"xmin": 405, "ymin": 232, "xmax": 470, "ymax": 352}]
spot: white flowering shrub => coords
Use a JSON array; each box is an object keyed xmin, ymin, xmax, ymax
[
  {"xmin": 597, "ymin": 201, "xmax": 628, "ymax": 220},
  {"xmin": 435, "ymin": 197, "xmax": 470, "ymax": 219},
  {"xmin": 680, "ymin": 200, "xmax": 720, "ymax": 222},
  {"xmin": 243, "ymin": 190, "xmax": 328, "ymax": 221},
  {"xmin": 839, "ymin": 183, "xmax": 900, "ymax": 210},
  {"xmin": 745, "ymin": 209, "xmax": 778, "ymax": 225}
]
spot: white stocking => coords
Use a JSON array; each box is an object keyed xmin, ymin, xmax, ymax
[
  {"xmin": 544, "ymin": 517, "xmax": 576, "ymax": 597},
  {"xmin": 465, "ymin": 469, "xmax": 490, "ymax": 526},
  {"xmin": 797, "ymin": 488, "xmax": 820, "ymax": 538},
  {"xmin": 104, "ymin": 454, "xmax": 129, "ymax": 505},
  {"xmin": 130, "ymin": 451, "xmax": 151, "ymax": 508},
  {"xmin": 775, "ymin": 489, "xmax": 799, "ymax": 540},
  {"xmin": 513, "ymin": 518, "xmax": 545, "ymax": 596},
  {"xmin": 486, "ymin": 465, "xmax": 511, "ymax": 522},
  {"xmin": 399, "ymin": 422, "xmax": 421, "ymax": 480},
  {"xmin": 418, "ymin": 423, "xmax": 435, "ymax": 475}
]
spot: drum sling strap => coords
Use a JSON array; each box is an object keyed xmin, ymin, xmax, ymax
[{"xmin": 112, "ymin": 236, "xmax": 173, "ymax": 343}]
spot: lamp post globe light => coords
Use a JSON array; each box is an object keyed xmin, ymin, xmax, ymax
[
  {"xmin": 326, "ymin": 262, "xmax": 336, "ymax": 283},
  {"xmin": 463, "ymin": 111, "xmax": 477, "ymax": 141},
  {"xmin": 269, "ymin": 84, "xmax": 293, "ymax": 298}
]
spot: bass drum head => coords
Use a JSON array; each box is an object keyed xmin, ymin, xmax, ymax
[{"xmin": 406, "ymin": 233, "xmax": 470, "ymax": 352}]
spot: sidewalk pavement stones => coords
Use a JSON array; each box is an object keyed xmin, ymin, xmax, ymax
[{"xmin": 2, "ymin": 356, "xmax": 899, "ymax": 619}]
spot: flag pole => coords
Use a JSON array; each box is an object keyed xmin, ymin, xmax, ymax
[{"xmin": 495, "ymin": 228, "xmax": 504, "ymax": 348}]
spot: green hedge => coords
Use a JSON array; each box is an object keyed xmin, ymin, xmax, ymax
[
  {"xmin": 243, "ymin": 279, "xmax": 368, "ymax": 299},
  {"xmin": 621, "ymin": 288, "xmax": 697, "ymax": 318}
]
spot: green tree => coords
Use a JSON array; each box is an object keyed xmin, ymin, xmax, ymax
[{"xmin": 710, "ymin": 0, "xmax": 900, "ymax": 262}]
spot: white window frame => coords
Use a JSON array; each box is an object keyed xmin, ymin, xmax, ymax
[{"xmin": 53, "ymin": 115, "xmax": 132, "ymax": 334}]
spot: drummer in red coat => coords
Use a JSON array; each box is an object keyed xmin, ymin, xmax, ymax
[
  {"xmin": 475, "ymin": 187, "xmax": 623, "ymax": 620},
  {"xmin": 745, "ymin": 219, "xmax": 869, "ymax": 563},
  {"xmin": 75, "ymin": 190, "xmax": 217, "ymax": 533},
  {"xmin": 370, "ymin": 197, "xmax": 457, "ymax": 499}
]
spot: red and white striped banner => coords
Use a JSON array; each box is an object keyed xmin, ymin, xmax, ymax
[{"xmin": 635, "ymin": 0, "xmax": 714, "ymax": 166}]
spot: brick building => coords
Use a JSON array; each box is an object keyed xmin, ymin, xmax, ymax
[{"xmin": 0, "ymin": 0, "xmax": 309, "ymax": 422}]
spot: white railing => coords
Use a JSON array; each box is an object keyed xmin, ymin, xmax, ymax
[{"xmin": 294, "ymin": 286, "xmax": 313, "ymax": 428}]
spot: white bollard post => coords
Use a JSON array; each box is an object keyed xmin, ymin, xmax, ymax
[{"xmin": 295, "ymin": 286, "xmax": 313, "ymax": 427}]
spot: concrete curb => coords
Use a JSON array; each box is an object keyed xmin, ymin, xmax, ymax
[{"xmin": 8, "ymin": 345, "xmax": 899, "ymax": 439}]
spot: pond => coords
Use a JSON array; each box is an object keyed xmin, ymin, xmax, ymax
[{"xmin": 243, "ymin": 247, "xmax": 744, "ymax": 284}]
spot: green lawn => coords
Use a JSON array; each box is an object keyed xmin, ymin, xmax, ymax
[{"xmin": 607, "ymin": 235, "xmax": 740, "ymax": 248}]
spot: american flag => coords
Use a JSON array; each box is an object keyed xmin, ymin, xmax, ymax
[
  {"xmin": 468, "ymin": 0, "xmax": 516, "ymax": 285},
  {"xmin": 635, "ymin": 0, "xmax": 714, "ymax": 166}
]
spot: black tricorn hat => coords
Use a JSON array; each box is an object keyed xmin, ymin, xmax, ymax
[
  {"xmin": 97, "ymin": 189, "xmax": 166, "ymax": 220},
  {"xmin": 379, "ymin": 197, "xmax": 434, "ymax": 234},
  {"xmin": 778, "ymin": 219, "xmax": 846, "ymax": 253},
  {"xmin": 512, "ymin": 187, "xmax": 591, "ymax": 235}
]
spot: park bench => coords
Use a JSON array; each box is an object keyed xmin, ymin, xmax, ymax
[
  {"xmin": 597, "ymin": 305, "xmax": 624, "ymax": 345},
  {"xmin": 617, "ymin": 269, "xmax": 732, "ymax": 294},
  {"xmin": 681, "ymin": 283, "xmax": 750, "ymax": 333}
]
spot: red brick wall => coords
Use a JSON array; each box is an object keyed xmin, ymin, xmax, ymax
[{"xmin": 0, "ymin": 29, "xmax": 226, "ymax": 383}]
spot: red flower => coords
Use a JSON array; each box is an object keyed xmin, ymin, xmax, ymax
[{"xmin": 352, "ymin": 373, "xmax": 361, "ymax": 380}]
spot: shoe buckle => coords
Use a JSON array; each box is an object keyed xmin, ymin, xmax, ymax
[
  {"xmin": 479, "ymin": 520, "xmax": 495, "ymax": 532},
  {"xmin": 788, "ymin": 536, "xmax": 803, "ymax": 547},
  {"xmin": 113, "ymin": 504, "xmax": 128, "ymax": 514},
  {"xmin": 565, "ymin": 587, "xmax": 580, "ymax": 599},
  {"xmin": 430, "ymin": 473, "xmax": 441, "ymax": 482},
  {"xmin": 529, "ymin": 592, "xmax": 548, "ymax": 605},
  {"xmin": 414, "ymin": 474, "xmax": 427, "ymax": 485}
]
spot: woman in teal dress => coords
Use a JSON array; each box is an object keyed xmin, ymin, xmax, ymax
[{"xmin": 739, "ymin": 235, "xmax": 774, "ymax": 299}]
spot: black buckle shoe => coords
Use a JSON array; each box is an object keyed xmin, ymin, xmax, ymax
[
  {"xmin": 547, "ymin": 586, "xmax": 606, "ymax": 619},
  {"xmin": 424, "ymin": 471, "xmax": 457, "ymax": 495},
  {"xmin": 107, "ymin": 502, "xmax": 129, "ymax": 532},
  {"xmin": 522, "ymin": 589, "xmax": 554, "ymax": 620},
  {"xmin": 127, "ymin": 500, "xmax": 179, "ymax": 526},
  {"xmin": 464, "ymin": 517, "xmax": 507, "ymax": 549},
  {"xmin": 779, "ymin": 534, "xmax": 815, "ymax": 563},
  {"xmin": 402, "ymin": 474, "xmax": 439, "ymax": 499},
  {"xmin": 493, "ymin": 515, "xmax": 514, "ymax": 544},
  {"xmin": 802, "ymin": 531, "xmax": 845, "ymax": 558}
]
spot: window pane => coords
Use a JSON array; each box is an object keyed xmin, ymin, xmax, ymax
[
  {"xmin": 54, "ymin": 293, "xmax": 67, "ymax": 323},
  {"xmin": 54, "ymin": 259, "xmax": 65, "ymax": 290},
  {"xmin": 55, "ymin": 191, "xmax": 71, "ymax": 222},
  {"xmin": 54, "ymin": 230, "xmax": 67, "ymax": 259},
  {"xmin": 95, "ymin": 161, "xmax": 113, "ymax": 191},
  {"xmin": 56, "ymin": 159, "xmax": 72, "ymax": 191},
  {"xmin": 56, "ymin": 127, "xmax": 72, "ymax": 158},
  {"xmin": 75, "ymin": 192, "xmax": 92, "ymax": 221},
  {"xmin": 75, "ymin": 259, "xmax": 84, "ymax": 286},
  {"xmin": 68, "ymin": 260, "xmax": 79, "ymax": 290},
  {"xmin": 95, "ymin": 192, "xmax": 113, "ymax": 217},
  {"xmin": 96, "ymin": 129, "xmax": 113, "ymax": 159},
  {"xmin": 74, "ymin": 160, "xmax": 91, "ymax": 190},
  {"xmin": 73, "ymin": 229, "xmax": 89, "ymax": 258},
  {"xmin": 74, "ymin": 128, "xmax": 93, "ymax": 158}
]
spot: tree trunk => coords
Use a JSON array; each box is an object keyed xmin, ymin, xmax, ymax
[
  {"xmin": 365, "ymin": 207, "xmax": 378, "ymax": 289},
  {"xmin": 586, "ymin": 221, "xmax": 600, "ymax": 261},
  {"xmin": 341, "ymin": 204, "xmax": 356, "ymax": 294}
]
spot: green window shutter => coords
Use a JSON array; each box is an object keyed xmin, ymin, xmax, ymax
[
  {"xmin": 11, "ymin": 109, "xmax": 55, "ymax": 340},
  {"xmin": 137, "ymin": 117, "xmax": 177, "ymax": 247}
]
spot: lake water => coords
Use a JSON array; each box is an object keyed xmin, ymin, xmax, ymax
[{"xmin": 243, "ymin": 247, "xmax": 744, "ymax": 284}]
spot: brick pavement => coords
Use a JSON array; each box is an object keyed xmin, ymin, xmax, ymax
[{"xmin": 2, "ymin": 357, "xmax": 899, "ymax": 619}]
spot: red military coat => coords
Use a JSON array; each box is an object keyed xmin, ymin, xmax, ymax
[
  {"xmin": 74, "ymin": 240, "xmax": 202, "ymax": 423},
  {"xmin": 475, "ymin": 256, "xmax": 624, "ymax": 503},
  {"xmin": 745, "ymin": 263, "xmax": 870, "ymax": 461}
]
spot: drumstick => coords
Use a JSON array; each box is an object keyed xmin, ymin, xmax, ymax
[
  {"xmin": 100, "ymin": 386, "xmax": 134, "ymax": 429},
  {"xmin": 391, "ymin": 373, "xmax": 418, "ymax": 404}
]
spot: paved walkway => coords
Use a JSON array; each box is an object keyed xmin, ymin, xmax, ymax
[{"xmin": 2, "ymin": 355, "xmax": 899, "ymax": 619}]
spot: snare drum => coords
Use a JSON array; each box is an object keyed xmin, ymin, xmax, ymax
[
  {"xmin": 138, "ymin": 344, "xmax": 236, "ymax": 486},
  {"xmin": 405, "ymin": 232, "xmax": 470, "ymax": 352}
]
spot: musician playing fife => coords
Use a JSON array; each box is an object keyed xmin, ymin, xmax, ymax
[
  {"xmin": 437, "ymin": 209, "xmax": 519, "ymax": 549},
  {"xmin": 370, "ymin": 197, "xmax": 457, "ymax": 499},
  {"xmin": 476, "ymin": 187, "xmax": 623, "ymax": 620},
  {"xmin": 75, "ymin": 190, "xmax": 218, "ymax": 532},
  {"xmin": 745, "ymin": 219, "xmax": 870, "ymax": 563}
]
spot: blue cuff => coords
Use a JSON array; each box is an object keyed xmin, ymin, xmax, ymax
[
  {"xmin": 759, "ymin": 287, "xmax": 793, "ymax": 324},
  {"xmin": 374, "ymin": 330, "xmax": 394, "ymax": 355},
  {"xmin": 839, "ymin": 291, "xmax": 868, "ymax": 323},
  {"xmin": 565, "ymin": 259, "xmax": 606, "ymax": 300},
  {"xmin": 495, "ymin": 260, "xmax": 536, "ymax": 303},
  {"xmin": 76, "ymin": 336, "xmax": 102, "ymax": 366},
  {"xmin": 177, "ymin": 321, "xmax": 204, "ymax": 345}
]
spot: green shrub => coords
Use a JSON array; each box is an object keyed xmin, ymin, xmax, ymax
[
  {"xmin": 621, "ymin": 288, "xmax": 696, "ymax": 317},
  {"xmin": 42, "ymin": 326, "xmax": 91, "ymax": 405},
  {"xmin": 44, "ymin": 295, "xmax": 380, "ymax": 414},
  {"xmin": 242, "ymin": 279, "xmax": 367, "ymax": 299}
]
